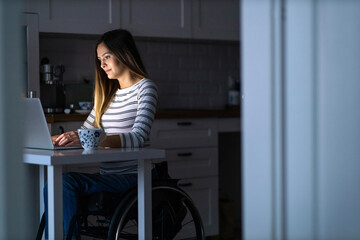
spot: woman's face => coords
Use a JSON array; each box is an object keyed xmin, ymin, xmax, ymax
[{"xmin": 97, "ymin": 42, "xmax": 126, "ymax": 80}]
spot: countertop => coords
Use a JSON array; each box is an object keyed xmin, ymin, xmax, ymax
[{"xmin": 45, "ymin": 108, "xmax": 240, "ymax": 123}]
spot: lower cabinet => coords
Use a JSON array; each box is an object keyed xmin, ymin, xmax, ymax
[
  {"xmin": 163, "ymin": 147, "xmax": 219, "ymax": 236},
  {"xmin": 178, "ymin": 176, "xmax": 219, "ymax": 236},
  {"xmin": 166, "ymin": 147, "xmax": 218, "ymax": 179},
  {"xmin": 150, "ymin": 118, "xmax": 219, "ymax": 237}
]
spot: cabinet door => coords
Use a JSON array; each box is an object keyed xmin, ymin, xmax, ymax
[
  {"xmin": 178, "ymin": 176, "xmax": 219, "ymax": 237},
  {"xmin": 38, "ymin": 0, "xmax": 120, "ymax": 34},
  {"xmin": 218, "ymin": 117, "xmax": 241, "ymax": 132},
  {"xmin": 192, "ymin": 0, "xmax": 239, "ymax": 40},
  {"xmin": 23, "ymin": 0, "xmax": 39, "ymax": 14},
  {"xmin": 166, "ymin": 147, "xmax": 218, "ymax": 179},
  {"xmin": 150, "ymin": 118, "xmax": 219, "ymax": 149},
  {"xmin": 121, "ymin": 0, "xmax": 191, "ymax": 38}
]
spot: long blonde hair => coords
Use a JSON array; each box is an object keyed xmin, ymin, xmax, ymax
[{"xmin": 93, "ymin": 29, "xmax": 148, "ymax": 128}]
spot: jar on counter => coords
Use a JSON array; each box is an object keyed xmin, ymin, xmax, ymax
[{"xmin": 228, "ymin": 90, "xmax": 240, "ymax": 106}]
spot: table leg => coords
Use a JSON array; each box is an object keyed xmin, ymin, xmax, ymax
[
  {"xmin": 138, "ymin": 159, "xmax": 152, "ymax": 240},
  {"xmin": 39, "ymin": 166, "xmax": 45, "ymax": 217},
  {"xmin": 47, "ymin": 165, "xmax": 63, "ymax": 240},
  {"xmin": 39, "ymin": 165, "xmax": 45, "ymax": 240}
]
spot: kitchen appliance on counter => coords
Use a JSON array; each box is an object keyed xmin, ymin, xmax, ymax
[{"xmin": 40, "ymin": 62, "xmax": 66, "ymax": 113}]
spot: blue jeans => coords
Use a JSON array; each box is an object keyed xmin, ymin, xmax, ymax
[{"xmin": 44, "ymin": 172, "xmax": 141, "ymax": 239}]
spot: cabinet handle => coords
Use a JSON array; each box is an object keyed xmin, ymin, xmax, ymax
[
  {"xmin": 177, "ymin": 122, "xmax": 192, "ymax": 126},
  {"xmin": 177, "ymin": 152, "xmax": 193, "ymax": 157},
  {"xmin": 178, "ymin": 182, "xmax": 193, "ymax": 187}
]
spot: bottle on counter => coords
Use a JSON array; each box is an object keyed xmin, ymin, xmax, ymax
[{"xmin": 227, "ymin": 75, "xmax": 240, "ymax": 106}]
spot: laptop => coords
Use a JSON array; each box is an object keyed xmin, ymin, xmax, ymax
[{"xmin": 24, "ymin": 98, "xmax": 82, "ymax": 150}]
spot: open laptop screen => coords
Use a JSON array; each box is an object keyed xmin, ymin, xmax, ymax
[{"xmin": 24, "ymin": 98, "xmax": 82, "ymax": 150}]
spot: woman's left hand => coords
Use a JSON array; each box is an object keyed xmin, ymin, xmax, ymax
[{"xmin": 53, "ymin": 131, "xmax": 80, "ymax": 146}]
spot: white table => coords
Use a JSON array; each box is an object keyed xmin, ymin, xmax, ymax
[{"xmin": 23, "ymin": 148, "xmax": 165, "ymax": 240}]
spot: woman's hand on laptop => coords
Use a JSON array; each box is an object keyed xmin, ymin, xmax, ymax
[{"xmin": 53, "ymin": 131, "xmax": 80, "ymax": 146}]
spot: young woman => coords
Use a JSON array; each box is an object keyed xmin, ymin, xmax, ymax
[{"xmin": 44, "ymin": 29, "xmax": 158, "ymax": 239}]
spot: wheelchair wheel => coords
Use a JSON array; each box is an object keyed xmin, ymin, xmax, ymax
[
  {"xmin": 108, "ymin": 184, "xmax": 205, "ymax": 240},
  {"xmin": 36, "ymin": 213, "xmax": 46, "ymax": 240}
]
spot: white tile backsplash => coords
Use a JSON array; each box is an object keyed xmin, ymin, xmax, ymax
[
  {"xmin": 189, "ymin": 70, "xmax": 209, "ymax": 82},
  {"xmin": 158, "ymin": 55, "xmax": 180, "ymax": 69},
  {"xmin": 200, "ymin": 83, "xmax": 221, "ymax": 95},
  {"xmin": 189, "ymin": 95, "xmax": 211, "ymax": 109},
  {"xmin": 141, "ymin": 54, "xmax": 160, "ymax": 68},
  {"xmin": 146, "ymin": 42, "xmax": 168, "ymax": 55},
  {"xmin": 179, "ymin": 82, "xmax": 201, "ymax": 96},
  {"xmin": 168, "ymin": 42, "xmax": 190, "ymax": 55},
  {"xmin": 209, "ymin": 71, "xmax": 228, "ymax": 82},
  {"xmin": 157, "ymin": 82, "xmax": 179, "ymax": 96},
  {"xmin": 199, "ymin": 56, "xmax": 220, "ymax": 69},
  {"xmin": 40, "ymin": 36, "xmax": 239, "ymax": 110},
  {"xmin": 179, "ymin": 56, "xmax": 201, "ymax": 69},
  {"xmin": 168, "ymin": 70, "xmax": 189, "ymax": 82},
  {"xmin": 189, "ymin": 44, "xmax": 209, "ymax": 56}
]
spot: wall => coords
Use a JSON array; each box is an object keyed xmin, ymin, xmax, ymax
[
  {"xmin": 40, "ymin": 35, "xmax": 240, "ymax": 110},
  {"xmin": 0, "ymin": 1, "xmax": 33, "ymax": 238},
  {"xmin": 316, "ymin": 1, "xmax": 360, "ymax": 238},
  {"xmin": 243, "ymin": 0, "xmax": 360, "ymax": 239}
]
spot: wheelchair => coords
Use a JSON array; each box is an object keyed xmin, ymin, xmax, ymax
[{"xmin": 36, "ymin": 162, "xmax": 205, "ymax": 240}]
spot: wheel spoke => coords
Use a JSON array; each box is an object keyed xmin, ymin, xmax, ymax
[{"xmin": 182, "ymin": 219, "xmax": 195, "ymax": 228}]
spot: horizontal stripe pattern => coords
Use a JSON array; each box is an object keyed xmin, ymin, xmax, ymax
[{"xmin": 81, "ymin": 78, "xmax": 158, "ymax": 175}]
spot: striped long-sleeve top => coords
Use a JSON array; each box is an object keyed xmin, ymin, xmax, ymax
[{"xmin": 81, "ymin": 78, "xmax": 158, "ymax": 175}]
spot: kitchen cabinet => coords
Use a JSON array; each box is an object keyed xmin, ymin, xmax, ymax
[
  {"xmin": 165, "ymin": 148, "xmax": 218, "ymax": 179},
  {"xmin": 34, "ymin": 0, "xmax": 238, "ymax": 41},
  {"xmin": 178, "ymin": 176, "xmax": 218, "ymax": 235},
  {"xmin": 121, "ymin": 0, "xmax": 239, "ymax": 40},
  {"xmin": 149, "ymin": 118, "xmax": 219, "ymax": 237},
  {"xmin": 191, "ymin": 0, "xmax": 239, "ymax": 40},
  {"xmin": 23, "ymin": 0, "xmax": 40, "ymax": 14},
  {"xmin": 219, "ymin": 117, "xmax": 241, "ymax": 132},
  {"xmin": 120, "ymin": 0, "xmax": 191, "ymax": 39},
  {"xmin": 37, "ymin": 0, "xmax": 120, "ymax": 34},
  {"xmin": 150, "ymin": 118, "xmax": 218, "ymax": 148}
]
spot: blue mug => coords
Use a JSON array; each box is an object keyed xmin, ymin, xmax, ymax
[{"xmin": 78, "ymin": 128, "xmax": 106, "ymax": 150}]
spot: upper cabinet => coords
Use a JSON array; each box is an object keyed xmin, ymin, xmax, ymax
[
  {"xmin": 37, "ymin": 0, "xmax": 120, "ymax": 35},
  {"xmin": 31, "ymin": 0, "xmax": 239, "ymax": 40},
  {"xmin": 121, "ymin": 0, "xmax": 239, "ymax": 41},
  {"xmin": 191, "ymin": 0, "xmax": 239, "ymax": 40},
  {"xmin": 120, "ymin": 0, "xmax": 191, "ymax": 39},
  {"xmin": 23, "ymin": 0, "xmax": 40, "ymax": 14}
]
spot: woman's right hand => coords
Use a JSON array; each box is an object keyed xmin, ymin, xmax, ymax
[{"xmin": 53, "ymin": 131, "xmax": 80, "ymax": 146}]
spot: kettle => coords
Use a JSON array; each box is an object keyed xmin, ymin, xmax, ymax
[
  {"xmin": 40, "ymin": 62, "xmax": 66, "ymax": 113},
  {"xmin": 40, "ymin": 64, "xmax": 65, "ymax": 84}
]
